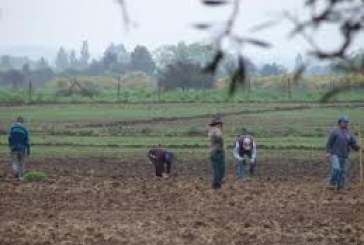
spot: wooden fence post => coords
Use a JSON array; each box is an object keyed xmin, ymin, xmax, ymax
[
  {"xmin": 358, "ymin": 124, "xmax": 363, "ymax": 187},
  {"xmin": 247, "ymin": 75, "xmax": 251, "ymax": 101},
  {"xmin": 287, "ymin": 77, "xmax": 292, "ymax": 100},
  {"xmin": 28, "ymin": 78, "xmax": 32, "ymax": 102},
  {"xmin": 117, "ymin": 76, "xmax": 121, "ymax": 102}
]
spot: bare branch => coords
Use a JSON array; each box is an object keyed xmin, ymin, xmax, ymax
[{"xmin": 115, "ymin": 0, "xmax": 131, "ymax": 30}]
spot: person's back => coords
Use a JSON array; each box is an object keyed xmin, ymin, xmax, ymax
[
  {"xmin": 236, "ymin": 135, "xmax": 256, "ymax": 157},
  {"xmin": 148, "ymin": 147, "xmax": 174, "ymax": 177},
  {"xmin": 8, "ymin": 117, "xmax": 31, "ymax": 180},
  {"xmin": 234, "ymin": 135, "xmax": 257, "ymax": 179},
  {"xmin": 148, "ymin": 148, "xmax": 165, "ymax": 164},
  {"xmin": 8, "ymin": 122, "xmax": 29, "ymax": 153}
]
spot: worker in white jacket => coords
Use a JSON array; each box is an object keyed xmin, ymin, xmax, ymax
[{"xmin": 233, "ymin": 135, "xmax": 257, "ymax": 179}]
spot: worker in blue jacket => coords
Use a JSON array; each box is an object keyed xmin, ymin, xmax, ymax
[{"xmin": 8, "ymin": 116, "xmax": 31, "ymax": 180}]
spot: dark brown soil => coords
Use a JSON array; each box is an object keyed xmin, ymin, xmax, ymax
[{"xmin": 1, "ymin": 157, "xmax": 364, "ymax": 245}]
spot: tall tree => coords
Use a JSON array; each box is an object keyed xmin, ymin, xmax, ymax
[
  {"xmin": 294, "ymin": 54, "xmax": 304, "ymax": 71},
  {"xmin": 115, "ymin": 44, "xmax": 129, "ymax": 64},
  {"xmin": 259, "ymin": 63, "xmax": 287, "ymax": 76},
  {"xmin": 0, "ymin": 55, "xmax": 12, "ymax": 70},
  {"xmin": 158, "ymin": 61, "xmax": 214, "ymax": 91},
  {"xmin": 130, "ymin": 45, "xmax": 156, "ymax": 75},
  {"xmin": 79, "ymin": 41, "xmax": 90, "ymax": 68},
  {"xmin": 69, "ymin": 50, "xmax": 78, "ymax": 68},
  {"xmin": 102, "ymin": 43, "xmax": 118, "ymax": 68},
  {"xmin": 55, "ymin": 47, "xmax": 69, "ymax": 71},
  {"xmin": 36, "ymin": 57, "xmax": 49, "ymax": 70},
  {"xmin": 154, "ymin": 42, "xmax": 213, "ymax": 68}
]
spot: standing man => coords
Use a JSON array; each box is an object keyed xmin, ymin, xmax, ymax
[
  {"xmin": 208, "ymin": 116, "xmax": 225, "ymax": 189},
  {"xmin": 233, "ymin": 135, "xmax": 257, "ymax": 180},
  {"xmin": 8, "ymin": 116, "xmax": 31, "ymax": 180},
  {"xmin": 148, "ymin": 145, "xmax": 175, "ymax": 178},
  {"xmin": 326, "ymin": 115, "xmax": 360, "ymax": 190}
]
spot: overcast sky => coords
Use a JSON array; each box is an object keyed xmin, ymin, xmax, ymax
[{"xmin": 0, "ymin": 0, "xmax": 363, "ymax": 66}]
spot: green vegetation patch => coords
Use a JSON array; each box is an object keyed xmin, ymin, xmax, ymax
[{"xmin": 23, "ymin": 171, "xmax": 47, "ymax": 182}]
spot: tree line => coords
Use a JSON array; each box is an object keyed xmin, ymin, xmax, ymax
[{"xmin": 0, "ymin": 40, "xmax": 350, "ymax": 91}]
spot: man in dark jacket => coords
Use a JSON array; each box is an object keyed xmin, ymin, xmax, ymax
[
  {"xmin": 208, "ymin": 116, "xmax": 225, "ymax": 189},
  {"xmin": 8, "ymin": 116, "xmax": 31, "ymax": 180},
  {"xmin": 148, "ymin": 146, "xmax": 174, "ymax": 178},
  {"xmin": 326, "ymin": 115, "xmax": 360, "ymax": 190}
]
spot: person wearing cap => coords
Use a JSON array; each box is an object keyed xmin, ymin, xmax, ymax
[
  {"xmin": 148, "ymin": 145, "xmax": 175, "ymax": 178},
  {"xmin": 208, "ymin": 116, "xmax": 225, "ymax": 189},
  {"xmin": 8, "ymin": 116, "xmax": 31, "ymax": 180},
  {"xmin": 233, "ymin": 135, "xmax": 257, "ymax": 180},
  {"xmin": 326, "ymin": 115, "xmax": 360, "ymax": 190}
]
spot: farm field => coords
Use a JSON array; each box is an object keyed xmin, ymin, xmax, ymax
[{"xmin": 1, "ymin": 101, "xmax": 364, "ymax": 244}]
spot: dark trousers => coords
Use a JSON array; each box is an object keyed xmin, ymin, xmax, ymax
[
  {"xmin": 210, "ymin": 150, "xmax": 225, "ymax": 189},
  {"xmin": 155, "ymin": 161, "xmax": 172, "ymax": 177}
]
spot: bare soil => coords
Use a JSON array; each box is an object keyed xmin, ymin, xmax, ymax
[{"xmin": 1, "ymin": 157, "xmax": 364, "ymax": 245}]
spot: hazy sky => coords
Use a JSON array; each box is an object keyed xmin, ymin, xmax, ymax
[{"xmin": 0, "ymin": 0, "xmax": 363, "ymax": 66}]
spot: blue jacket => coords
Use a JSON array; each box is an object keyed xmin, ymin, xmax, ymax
[
  {"xmin": 8, "ymin": 123, "xmax": 31, "ymax": 154},
  {"xmin": 326, "ymin": 127, "xmax": 359, "ymax": 158}
]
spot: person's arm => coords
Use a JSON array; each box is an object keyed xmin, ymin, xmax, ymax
[
  {"xmin": 149, "ymin": 153, "xmax": 157, "ymax": 160},
  {"xmin": 349, "ymin": 134, "xmax": 360, "ymax": 151},
  {"xmin": 233, "ymin": 141, "xmax": 243, "ymax": 161},
  {"xmin": 326, "ymin": 129, "xmax": 336, "ymax": 156},
  {"xmin": 251, "ymin": 142, "xmax": 257, "ymax": 162}
]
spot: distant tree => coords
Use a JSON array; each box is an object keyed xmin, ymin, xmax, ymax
[
  {"xmin": 102, "ymin": 43, "xmax": 118, "ymax": 68},
  {"xmin": 55, "ymin": 47, "xmax": 69, "ymax": 71},
  {"xmin": 29, "ymin": 68, "xmax": 54, "ymax": 87},
  {"xmin": 69, "ymin": 50, "xmax": 78, "ymax": 68},
  {"xmin": 22, "ymin": 63, "xmax": 30, "ymax": 76},
  {"xmin": 36, "ymin": 57, "xmax": 49, "ymax": 70},
  {"xmin": 0, "ymin": 55, "xmax": 12, "ymax": 70},
  {"xmin": 1, "ymin": 69, "xmax": 25, "ymax": 89},
  {"xmin": 259, "ymin": 63, "xmax": 287, "ymax": 76},
  {"xmin": 115, "ymin": 44, "xmax": 129, "ymax": 64},
  {"xmin": 220, "ymin": 55, "xmax": 257, "ymax": 77},
  {"xmin": 88, "ymin": 59, "xmax": 105, "ymax": 75},
  {"xmin": 306, "ymin": 64, "xmax": 331, "ymax": 76},
  {"xmin": 294, "ymin": 54, "xmax": 304, "ymax": 71},
  {"xmin": 333, "ymin": 50, "xmax": 364, "ymax": 74},
  {"xmin": 158, "ymin": 61, "xmax": 214, "ymax": 91},
  {"xmin": 130, "ymin": 45, "xmax": 156, "ymax": 75},
  {"xmin": 79, "ymin": 41, "xmax": 90, "ymax": 68},
  {"xmin": 154, "ymin": 42, "xmax": 213, "ymax": 68},
  {"xmin": 117, "ymin": 0, "xmax": 364, "ymax": 99}
]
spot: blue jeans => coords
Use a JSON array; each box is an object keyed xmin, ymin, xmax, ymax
[
  {"xmin": 329, "ymin": 155, "xmax": 348, "ymax": 190},
  {"xmin": 236, "ymin": 159, "xmax": 255, "ymax": 179}
]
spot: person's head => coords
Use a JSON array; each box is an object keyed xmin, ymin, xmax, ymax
[
  {"xmin": 337, "ymin": 115, "xmax": 350, "ymax": 129},
  {"xmin": 242, "ymin": 137, "xmax": 252, "ymax": 150},
  {"xmin": 16, "ymin": 116, "xmax": 24, "ymax": 124},
  {"xmin": 209, "ymin": 116, "xmax": 223, "ymax": 130}
]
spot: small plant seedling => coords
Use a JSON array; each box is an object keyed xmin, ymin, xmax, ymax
[{"xmin": 23, "ymin": 171, "xmax": 47, "ymax": 182}]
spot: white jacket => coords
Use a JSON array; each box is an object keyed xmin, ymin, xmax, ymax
[{"xmin": 233, "ymin": 139, "xmax": 257, "ymax": 161}]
